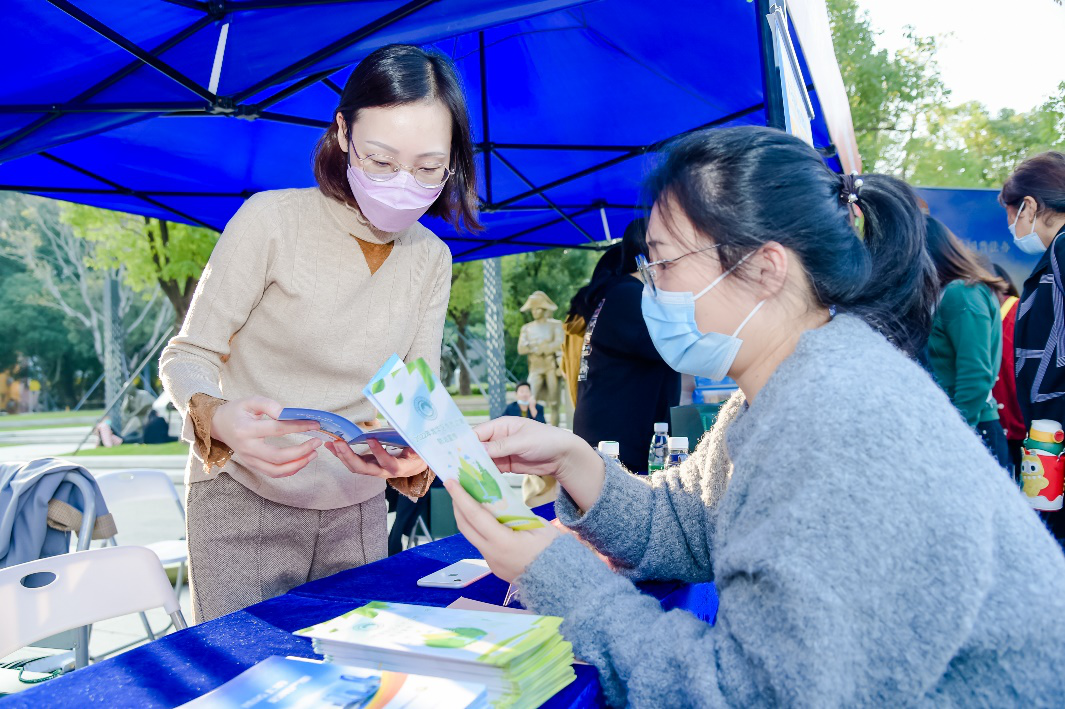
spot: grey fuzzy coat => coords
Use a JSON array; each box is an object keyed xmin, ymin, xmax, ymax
[{"xmin": 517, "ymin": 315, "xmax": 1065, "ymax": 707}]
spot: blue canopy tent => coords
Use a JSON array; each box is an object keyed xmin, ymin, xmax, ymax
[{"xmin": 0, "ymin": 0, "xmax": 860, "ymax": 261}]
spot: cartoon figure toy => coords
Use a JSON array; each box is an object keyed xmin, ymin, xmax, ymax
[{"xmin": 1021, "ymin": 419, "xmax": 1065, "ymax": 511}]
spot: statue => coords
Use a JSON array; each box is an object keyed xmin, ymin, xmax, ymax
[{"xmin": 518, "ymin": 291, "xmax": 565, "ymax": 426}]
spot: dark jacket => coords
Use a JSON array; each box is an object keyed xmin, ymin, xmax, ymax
[
  {"xmin": 572, "ymin": 274, "xmax": 681, "ymax": 472},
  {"xmin": 1016, "ymin": 225, "xmax": 1065, "ymax": 429},
  {"xmin": 502, "ymin": 401, "xmax": 546, "ymax": 423},
  {"xmin": 1016, "ymin": 225, "xmax": 1065, "ymax": 541}
]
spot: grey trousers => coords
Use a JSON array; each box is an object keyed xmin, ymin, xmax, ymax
[{"xmin": 185, "ymin": 472, "xmax": 387, "ymax": 623}]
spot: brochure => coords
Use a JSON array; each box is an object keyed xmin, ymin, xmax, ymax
[
  {"xmin": 363, "ymin": 355, "xmax": 544, "ymax": 531},
  {"xmin": 278, "ymin": 407, "xmax": 407, "ymax": 448},
  {"xmin": 179, "ymin": 655, "xmax": 488, "ymax": 708},
  {"xmin": 297, "ymin": 601, "xmax": 575, "ymax": 709}
]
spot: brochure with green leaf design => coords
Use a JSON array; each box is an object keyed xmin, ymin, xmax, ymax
[
  {"xmin": 297, "ymin": 601, "xmax": 576, "ymax": 709},
  {"xmin": 364, "ymin": 354, "xmax": 544, "ymax": 531}
]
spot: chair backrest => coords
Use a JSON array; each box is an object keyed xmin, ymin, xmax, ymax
[
  {"xmin": 94, "ymin": 469, "xmax": 183, "ymax": 516},
  {"xmin": 0, "ymin": 546, "xmax": 185, "ymax": 658}
]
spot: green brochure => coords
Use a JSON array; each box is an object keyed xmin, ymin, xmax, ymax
[{"xmin": 365, "ymin": 355, "xmax": 544, "ymax": 531}]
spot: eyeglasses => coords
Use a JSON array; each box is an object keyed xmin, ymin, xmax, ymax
[
  {"xmin": 636, "ymin": 244, "xmax": 722, "ymax": 295},
  {"xmin": 350, "ymin": 143, "xmax": 452, "ymax": 189}
]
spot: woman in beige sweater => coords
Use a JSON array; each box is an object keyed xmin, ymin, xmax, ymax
[{"xmin": 160, "ymin": 45, "xmax": 480, "ymax": 622}]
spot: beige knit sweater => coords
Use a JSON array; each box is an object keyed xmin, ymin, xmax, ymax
[{"xmin": 159, "ymin": 187, "xmax": 452, "ymax": 510}]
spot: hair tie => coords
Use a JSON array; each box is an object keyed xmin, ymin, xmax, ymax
[{"xmin": 840, "ymin": 172, "xmax": 864, "ymax": 204}]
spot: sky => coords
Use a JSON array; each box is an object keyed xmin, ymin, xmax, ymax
[{"xmin": 856, "ymin": 0, "xmax": 1065, "ymax": 114}]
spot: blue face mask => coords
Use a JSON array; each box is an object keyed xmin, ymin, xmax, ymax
[{"xmin": 641, "ymin": 257, "xmax": 765, "ymax": 381}]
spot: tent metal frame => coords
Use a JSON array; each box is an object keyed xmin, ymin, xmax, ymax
[{"xmin": 1, "ymin": 0, "xmax": 826, "ymax": 255}]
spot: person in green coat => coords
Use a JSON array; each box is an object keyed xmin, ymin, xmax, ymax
[{"xmin": 926, "ymin": 216, "xmax": 1011, "ymax": 469}]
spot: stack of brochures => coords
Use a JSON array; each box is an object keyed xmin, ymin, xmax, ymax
[
  {"xmin": 364, "ymin": 354, "xmax": 545, "ymax": 531},
  {"xmin": 180, "ymin": 655, "xmax": 488, "ymax": 708},
  {"xmin": 298, "ymin": 601, "xmax": 577, "ymax": 709}
]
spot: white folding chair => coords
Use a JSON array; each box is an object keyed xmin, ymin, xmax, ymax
[
  {"xmin": 93, "ymin": 469, "xmax": 187, "ymax": 650},
  {"xmin": 0, "ymin": 546, "xmax": 187, "ymax": 669}
]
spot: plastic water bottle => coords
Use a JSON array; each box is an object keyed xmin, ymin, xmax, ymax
[
  {"xmin": 667, "ymin": 437, "xmax": 689, "ymax": 468},
  {"xmin": 648, "ymin": 423, "xmax": 669, "ymax": 474},
  {"xmin": 597, "ymin": 440, "xmax": 620, "ymax": 462}
]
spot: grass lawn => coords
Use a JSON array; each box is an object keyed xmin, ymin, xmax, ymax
[
  {"xmin": 66, "ymin": 441, "xmax": 189, "ymax": 457},
  {"xmin": 0, "ymin": 409, "xmax": 103, "ymax": 423},
  {"xmin": 0, "ymin": 421, "xmax": 97, "ymax": 432}
]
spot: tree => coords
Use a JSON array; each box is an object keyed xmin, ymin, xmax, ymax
[
  {"xmin": 828, "ymin": 0, "xmax": 1064, "ymax": 191},
  {"xmin": 903, "ymin": 84, "xmax": 1065, "ymax": 188},
  {"xmin": 447, "ymin": 260, "xmax": 485, "ymax": 395},
  {"xmin": 0, "ymin": 193, "xmax": 174, "ymax": 406},
  {"xmin": 827, "ymin": 0, "xmax": 950, "ymax": 175},
  {"xmin": 64, "ymin": 204, "xmax": 217, "ymax": 329}
]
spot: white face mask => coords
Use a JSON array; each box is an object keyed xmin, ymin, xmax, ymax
[{"xmin": 1009, "ymin": 202, "xmax": 1046, "ymax": 256}]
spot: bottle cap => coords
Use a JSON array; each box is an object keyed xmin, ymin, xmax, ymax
[
  {"xmin": 668, "ymin": 437, "xmax": 689, "ymax": 450},
  {"xmin": 654, "ymin": 422, "xmax": 669, "ymax": 433},
  {"xmin": 597, "ymin": 440, "xmax": 620, "ymax": 456}
]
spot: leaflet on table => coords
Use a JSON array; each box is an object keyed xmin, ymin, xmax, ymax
[
  {"xmin": 278, "ymin": 407, "xmax": 407, "ymax": 448},
  {"xmin": 178, "ymin": 655, "xmax": 487, "ymax": 708},
  {"xmin": 364, "ymin": 355, "xmax": 544, "ymax": 531},
  {"xmin": 298, "ymin": 601, "xmax": 565, "ymax": 669}
]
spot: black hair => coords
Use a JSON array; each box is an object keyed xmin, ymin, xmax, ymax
[
  {"xmin": 990, "ymin": 263, "xmax": 1019, "ymax": 298},
  {"xmin": 999, "ymin": 151, "xmax": 1065, "ymax": 218},
  {"xmin": 925, "ymin": 216, "xmax": 1008, "ymax": 296},
  {"xmin": 645, "ymin": 126, "xmax": 937, "ymax": 356},
  {"xmin": 516, "ymin": 381, "xmax": 531, "ymax": 391},
  {"xmin": 567, "ymin": 217, "xmax": 647, "ymax": 321},
  {"xmin": 313, "ymin": 44, "xmax": 481, "ymax": 231}
]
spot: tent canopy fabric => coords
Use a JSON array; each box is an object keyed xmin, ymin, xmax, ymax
[
  {"xmin": 916, "ymin": 187, "xmax": 1038, "ymax": 290},
  {"xmin": 1, "ymin": 0, "xmax": 855, "ymax": 261}
]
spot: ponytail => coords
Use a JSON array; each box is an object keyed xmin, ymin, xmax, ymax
[
  {"xmin": 645, "ymin": 126, "xmax": 938, "ymax": 356},
  {"xmin": 844, "ymin": 174, "xmax": 938, "ymax": 355}
]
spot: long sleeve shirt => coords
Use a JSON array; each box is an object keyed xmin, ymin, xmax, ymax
[
  {"xmin": 160, "ymin": 188, "xmax": 451, "ymax": 510},
  {"xmin": 517, "ymin": 315, "xmax": 1065, "ymax": 707},
  {"xmin": 927, "ymin": 280, "xmax": 1002, "ymax": 426}
]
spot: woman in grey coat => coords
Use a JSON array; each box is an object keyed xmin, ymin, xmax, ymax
[{"xmin": 445, "ymin": 127, "xmax": 1065, "ymax": 707}]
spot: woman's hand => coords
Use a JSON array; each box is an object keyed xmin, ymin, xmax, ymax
[
  {"xmin": 210, "ymin": 396, "xmax": 323, "ymax": 478},
  {"xmin": 326, "ymin": 438, "xmax": 429, "ymax": 479},
  {"xmin": 474, "ymin": 417, "xmax": 606, "ymax": 511},
  {"xmin": 446, "ymin": 479, "xmax": 561, "ymax": 583}
]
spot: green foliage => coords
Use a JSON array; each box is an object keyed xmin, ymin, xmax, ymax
[
  {"xmin": 828, "ymin": 0, "xmax": 1064, "ymax": 187},
  {"xmin": 62, "ymin": 205, "xmax": 216, "ymax": 296}
]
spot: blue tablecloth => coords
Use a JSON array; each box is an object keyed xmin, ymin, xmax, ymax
[{"xmin": 4, "ymin": 504, "xmax": 717, "ymax": 708}]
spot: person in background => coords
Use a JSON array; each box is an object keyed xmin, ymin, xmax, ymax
[
  {"xmin": 1000, "ymin": 150, "xmax": 1065, "ymax": 543},
  {"xmin": 925, "ymin": 217, "xmax": 1011, "ymax": 469},
  {"xmin": 119, "ymin": 386, "xmax": 156, "ymax": 444},
  {"xmin": 989, "ymin": 263, "xmax": 1025, "ymax": 478},
  {"xmin": 143, "ymin": 409, "xmax": 178, "ymax": 445},
  {"xmin": 502, "ymin": 382, "xmax": 546, "ymax": 423},
  {"xmin": 569, "ymin": 218, "xmax": 681, "ymax": 472},
  {"xmin": 449, "ymin": 127, "xmax": 1065, "ymax": 706}
]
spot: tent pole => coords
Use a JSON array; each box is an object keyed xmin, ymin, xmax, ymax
[
  {"xmin": 755, "ymin": 0, "xmax": 786, "ymax": 130},
  {"xmin": 38, "ymin": 152, "xmax": 217, "ymax": 229},
  {"xmin": 492, "ymin": 152, "xmax": 598, "ymax": 244},
  {"xmin": 0, "ymin": 15, "xmax": 214, "ymax": 153},
  {"xmin": 45, "ymin": 0, "xmax": 217, "ymax": 103},
  {"xmin": 455, "ymin": 205, "xmax": 601, "ymax": 260},
  {"xmin": 482, "ymin": 258, "xmax": 508, "ymax": 419},
  {"xmin": 491, "ymin": 100, "xmax": 766, "ymax": 210}
]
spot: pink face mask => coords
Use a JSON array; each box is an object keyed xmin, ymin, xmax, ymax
[{"xmin": 346, "ymin": 161, "xmax": 444, "ymax": 233}]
